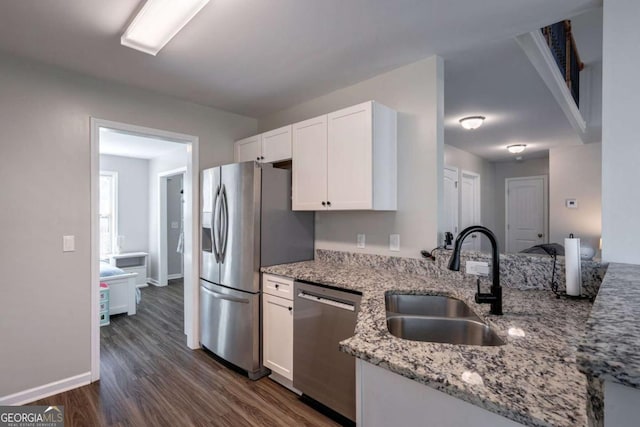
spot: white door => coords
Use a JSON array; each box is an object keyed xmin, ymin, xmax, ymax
[
  {"xmin": 460, "ymin": 171, "xmax": 481, "ymax": 251},
  {"xmin": 327, "ymin": 102, "xmax": 373, "ymax": 210},
  {"xmin": 262, "ymin": 293, "xmax": 294, "ymax": 380},
  {"xmin": 261, "ymin": 125, "xmax": 292, "ymax": 163},
  {"xmin": 443, "ymin": 167, "xmax": 459, "ymax": 238},
  {"xmin": 235, "ymin": 135, "xmax": 262, "ymax": 162},
  {"xmin": 506, "ymin": 176, "xmax": 547, "ymax": 253},
  {"xmin": 292, "ymin": 115, "xmax": 328, "ymax": 211}
]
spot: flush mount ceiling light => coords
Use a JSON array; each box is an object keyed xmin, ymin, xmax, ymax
[
  {"xmin": 459, "ymin": 116, "xmax": 485, "ymax": 130},
  {"xmin": 121, "ymin": 0, "xmax": 210, "ymax": 56},
  {"xmin": 507, "ymin": 144, "xmax": 527, "ymax": 154}
]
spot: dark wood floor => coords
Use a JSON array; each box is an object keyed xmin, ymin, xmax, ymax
[{"xmin": 32, "ymin": 280, "xmax": 339, "ymax": 427}]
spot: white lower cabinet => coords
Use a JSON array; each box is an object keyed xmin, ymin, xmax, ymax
[{"xmin": 262, "ymin": 274, "xmax": 296, "ymax": 388}]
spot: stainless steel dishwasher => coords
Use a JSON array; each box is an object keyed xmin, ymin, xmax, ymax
[{"xmin": 293, "ymin": 280, "xmax": 362, "ymax": 422}]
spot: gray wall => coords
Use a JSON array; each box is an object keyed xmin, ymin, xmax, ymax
[
  {"xmin": 601, "ymin": 0, "xmax": 640, "ymax": 264},
  {"xmin": 99, "ymin": 155, "xmax": 150, "ymax": 254},
  {"xmin": 550, "ymin": 143, "xmax": 602, "ymax": 252},
  {"xmin": 167, "ymin": 174, "xmax": 184, "ymax": 277},
  {"xmin": 148, "ymin": 147, "xmax": 189, "ymax": 283},
  {"xmin": 493, "ymin": 157, "xmax": 549, "ymax": 251},
  {"xmin": 258, "ymin": 56, "xmax": 444, "ymax": 258},
  {"xmin": 0, "ymin": 53, "xmax": 256, "ymax": 398},
  {"xmin": 443, "ymin": 144, "xmax": 496, "ymax": 251}
]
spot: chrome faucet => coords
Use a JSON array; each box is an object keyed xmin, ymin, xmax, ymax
[{"xmin": 447, "ymin": 226, "xmax": 503, "ymax": 315}]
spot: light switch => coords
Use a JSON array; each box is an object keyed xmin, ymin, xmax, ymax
[
  {"xmin": 389, "ymin": 234, "xmax": 400, "ymax": 252},
  {"xmin": 356, "ymin": 234, "xmax": 366, "ymax": 249},
  {"xmin": 63, "ymin": 235, "xmax": 75, "ymax": 252},
  {"xmin": 566, "ymin": 199, "xmax": 578, "ymax": 209}
]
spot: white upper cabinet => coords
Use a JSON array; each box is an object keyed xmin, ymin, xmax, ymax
[
  {"xmin": 234, "ymin": 125, "xmax": 292, "ymax": 163},
  {"xmin": 292, "ymin": 115, "xmax": 328, "ymax": 211},
  {"xmin": 235, "ymin": 134, "xmax": 262, "ymax": 163},
  {"xmin": 261, "ymin": 125, "xmax": 292, "ymax": 163},
  {"xmin": 292, "ymin": 101, "xmax": 397, "ymax": 211}
]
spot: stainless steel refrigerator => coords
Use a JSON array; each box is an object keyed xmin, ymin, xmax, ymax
[{"xmin": 200, "ymin": 161, "xmax": 314, "ymax": 379}]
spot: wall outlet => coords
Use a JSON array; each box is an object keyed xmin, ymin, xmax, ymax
[
  {"xmin": 566, "ymin": 199, "xmax": 578, "ymax": 209},
  {"xmin": 356, "ymin": 233, "xmax": 366, "ymax": 248},
  {"xmin": 63, "ymin": 235, "xmax": 75, "ymax": 252},
  {"xmin": 466, "ymin": 261, "xmax": 489, "ymax": 276},
  {"xmin": 389, "ymin": 234, "xmax": 400, "ymax": 252}
]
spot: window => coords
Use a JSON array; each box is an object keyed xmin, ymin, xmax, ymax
[{"xmin": 99, "ymin": 171, "xmax": 118, "ymax": 257}]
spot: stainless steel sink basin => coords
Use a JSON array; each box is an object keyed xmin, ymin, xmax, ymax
[
  {"xmin": 387, "ymin": 316, "xmax": 505, "ymax": 346},
  {"xmin": 385, "ymin": 294, "xmax": 478, "ymax": 319}
]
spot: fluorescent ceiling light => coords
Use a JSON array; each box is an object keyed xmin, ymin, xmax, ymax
[
  {"xmin": 121, "ymin": 0, "xmax": 210, "ymax": 56},
  {"xmin": 459, "ymin": 116, "xmax": 485, "ymax": 130},
  {"xmin": 507, "ymin": 144, "xmax": 527, "ymax": 154}
]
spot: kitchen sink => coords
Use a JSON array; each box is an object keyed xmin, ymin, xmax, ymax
[
  {"xmin": 387, "ymin": 316, "xmax": 505, "ymax": 346},
  {"xmin": 385, "ymin": 294, "xmax": 479, "ymax": 319},
  {"xmin": 385, "ymin": 294, "xmax": 504, "ymax": 346}
]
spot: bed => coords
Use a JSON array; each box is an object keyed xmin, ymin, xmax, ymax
[{"xmin": 100, "ymin": 261, "xmax": 138, "ymax": 316}]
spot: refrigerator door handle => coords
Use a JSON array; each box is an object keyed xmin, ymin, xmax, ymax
[
  {"xmin": 201, "ymin": 285, "xmax": 249, "ymax": 304},
  {"xmin": 220, "ymin": 184, "xmax": 229, "ymax": 262},
  {"xmin": 212, "ymin": 185, "xmax": 222, "ymax": 262}
]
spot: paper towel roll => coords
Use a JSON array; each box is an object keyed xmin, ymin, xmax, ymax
[{"xmin": 565, "ymin": 237, "xmax": 582, "ymax": 296}]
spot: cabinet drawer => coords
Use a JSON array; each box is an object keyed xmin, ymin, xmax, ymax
[{"xmin": 263, "ymin": 274, "xmax": 294, "ymax": 300}]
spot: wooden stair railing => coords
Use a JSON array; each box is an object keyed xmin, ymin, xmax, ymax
[{"xmin": 541, "ymin": 20, "xmax": 584, "ymax": 106}]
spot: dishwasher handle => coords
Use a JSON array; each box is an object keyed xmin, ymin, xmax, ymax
[{"xmin": 297, "ymin": 291, "xmax": 355, "ymax": 312}]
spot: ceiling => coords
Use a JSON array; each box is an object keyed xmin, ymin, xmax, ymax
[
  {"xmin": 443, "ymin": 8, "xmax": 603, "ymax": 162},
  {"xmin": 0, "ymin": 0, "xmax": 600, "ymax": 118},
  {"xmin": 99, "ymin": 128, "xmax": 185, "ymax": 159}
]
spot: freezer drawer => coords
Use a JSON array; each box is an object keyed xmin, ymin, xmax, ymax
[
  {"xmin": 199, "ymin": 280, "xmax": 262, "ymax": 378},
  {"xmin": 293, "ymin": 281, "xmax": 361, "ymax": 422}
]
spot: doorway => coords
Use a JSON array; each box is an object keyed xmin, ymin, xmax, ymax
[
  {"xmin": 460, "ymin": 171, "xmax": 481, "ymax": 251},
  {"xmin": 159, "ymin": 169, "xmax": 186, "ymax": 286},
  {"xmin": 505, "ymin": 175, "xmax": 548, "ymax": 252},
  {"xmin": 443, "ymin": 166, "xmax": 459, "ymax": 240},
  {"xmin": 90, "ymin": 118, "xmax": 200, "ymax": 382}
]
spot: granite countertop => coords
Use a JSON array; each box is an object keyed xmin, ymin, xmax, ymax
[
  {"xmin": 263, "ymin": 260, "xmax": 595, "ymax": 427},
  {"xmin": 578, "ymin": 263, "xmax": 640, "ymax": 388}
]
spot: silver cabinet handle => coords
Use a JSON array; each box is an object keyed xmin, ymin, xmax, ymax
[
  {"xmin": 297, "ymin": 291, "xmax": 355, "ymax": 311},
  {"xmin": 201, "ymin": 286, "xmax": 249, "ymax": 304}
]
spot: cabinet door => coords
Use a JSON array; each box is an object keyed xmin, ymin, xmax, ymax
[
  {"xmin": 292, "ymin": 115, "xmax": 328, "ymax": 211},
  {"xmin": 235, "ymin": 135, "xmax": 262, "ymax": 163},
  {"xmin": 327, "ymin": 101, "xmax": 373, "ymax": 210},
  {"xmin": 263, "ymin": 293, "xmax": 294, "ymax": 380},
  {"xmin": 262, "ymin": 125, "xmax": 292, "ymax": 163}
]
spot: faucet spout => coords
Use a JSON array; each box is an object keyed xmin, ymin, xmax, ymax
[{"xmin": 447, "ymin": 226, "xmax": 503, "ymax": 315}]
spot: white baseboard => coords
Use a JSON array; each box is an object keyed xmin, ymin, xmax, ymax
[
  {"xmin": 168, "ymin": 274, "xmax": 184, "ymax": 280},
  {"xmin": 0, "ymin": 372, "xmax": 91, "ymax": 405},
  {"xmin": 147, "ymin": 278, "xmax": 165, "ymax": 287},
  {"xmin": 136, "ymin": 283, "xmax": 149, "ymax": 289}
]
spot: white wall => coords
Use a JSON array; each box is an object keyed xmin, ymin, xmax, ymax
[
  {"xmin": 259, "ymin": 56, "xmax": 444, "ymax": 258},
  {"xmin": 99, "ymin": 155, "xmax": 150, "ymax": 254},
  {"xmin": 443, "ymin": 144, "xmax": 496, "ymax": 251},
  {"xmin": 493, "ymin": 157, "xmax": 549, "ymax": 251},
  {"xmin": 549, "ymin": 143, "xmax": 601, "ymax": 251},
  {"xmin": 148, "ymin": 147, "xmax": 189, "ymax": 282},
  {"xmin": 0, "ymin": 53, "xmax": 256, "ymax": 398},
  {"xmin": 601, "ymin": 0, "xmax": 640, "ymax": 264}
]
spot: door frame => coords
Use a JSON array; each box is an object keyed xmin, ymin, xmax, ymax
[
  {"xmin": 442, "ymin": 165, "xmax": 459, "ymax": 240},
  {"xmin": 158, "ymin": 168, "xmax": 187, "ymax": 286},
  {"xmin": 460, "ymin": 170, "xmax": 481, "ymax": 251},
  {"xmin": 90, "ymin": 118, "xmax": 200, "ymax": 383},
  {"xmin": 505, "ymin": 175, "xmax": 548, "ymax": 253}
]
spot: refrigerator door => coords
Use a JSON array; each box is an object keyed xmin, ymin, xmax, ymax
[
  {"xmin": 219, "ymin": 162, "xmax": 261, "ymax": 293},
  {"xmin": 201, "ymin": 167, "xmax": 221, "ymax": 284},
  {"xmin": 199, "ymin": 280, "xmax": 261, "ymax": 377}
]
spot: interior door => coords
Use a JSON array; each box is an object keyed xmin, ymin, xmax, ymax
[
  {"xmin": 460, "ymin": 172, "xmax": 481, "ymax": 251},
  {"xmin": 201, "ymin": 167, "xmax": 220, "ymax": 284},
  {"xmin": 443, "ymin": 167, "xmax": 459, "ymax": 239},
  {"xmin": 506, "ymin": 176, "xmax": 546, "ymax": 253},
  {"xmin": 292, "ymin": 115, "xmax": 328, "ymax": 211},
  {"xmin": 219, "ymin": 162, "xmax": 260, "ymax": 293},
  {"xmin": 327, "ymin": 102, "xmax": 373, "ymax": 210}
]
